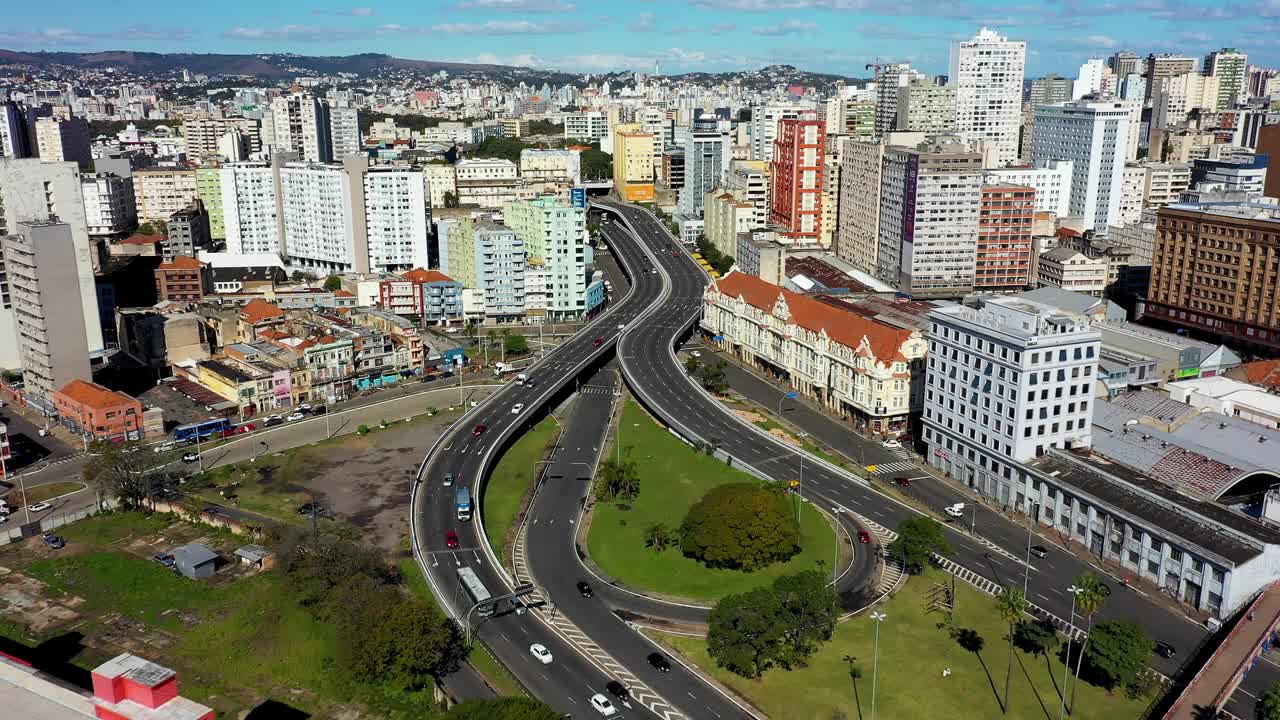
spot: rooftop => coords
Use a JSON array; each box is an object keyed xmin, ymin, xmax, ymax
[
  {"xmin": 172, "ymin": 543, "xmax": 218, "ymax": 566},
  {"xmin": 156, "ymin": 256, "xmax": 205, "ymax": 271},
  {"xmin": 55, "ymin": 379, "xmax": 139, "ymax": 411},
  {"xmin": 1236, "ymin": 359, "xmax": 1280, "ymax": 391},
  {"xmin": 239, "ymin": 299, "xmax": 284, "ymax": 325},
  {"xmin": 400, "ymin": 268, "xmax": 455, "ymax": 284}
]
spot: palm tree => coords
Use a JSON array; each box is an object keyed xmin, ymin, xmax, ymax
[
  {"xmin": 997, "ymin": 588, "xmax": 1027, "ymax": 715},
  {"xmin": 1068, "ymin": 573, "xmax": 1109, "ymax": 714}
]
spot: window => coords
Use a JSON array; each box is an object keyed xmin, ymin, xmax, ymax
[{"xmin": 1148, "ymin": 560, "xmax": 1160, "ymax": 576}]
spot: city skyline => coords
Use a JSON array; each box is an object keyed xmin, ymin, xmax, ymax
[{"xmin": 3, "ymin": 0, "xmax": 1278, "ymax": 76}]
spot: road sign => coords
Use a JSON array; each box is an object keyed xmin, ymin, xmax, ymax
[
  {"xmin": 571, "ymin": 188, "xmax": 586, "ymax": 208},
  {"xmin": 866, "ymin": 465, "xmax": 877, "ymax": 473}
]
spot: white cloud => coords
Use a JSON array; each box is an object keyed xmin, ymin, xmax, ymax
[
  {"xmin": 1082, "ymin": 34, "xmax": 1119, "ymax": 48},
  {"xmin": 0, "ymin": 28, "xmax": 95, "ymax": 46},
  {"xmin": 753, "ymin": 20, "xmax": 818, "ymax": 36},
  {"xmin": 453, "ymin": 0, "xmax": 576, "ymax": 11},
  {"xmin": 349, "ymin": 7, "xmax": 374, "ymax": 16},
  {"xmin": 427, "ymin": 20, "xmax": 582, "ymax": 34},
  {"xmin": 222, "ymin": 24, "xmax": 359, "ymax": 42}
]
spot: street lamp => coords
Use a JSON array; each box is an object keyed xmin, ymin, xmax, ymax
[
  {"xmin": 870, "ymin": 610, "xmax": 887, "ymax": 720},
  {"xmin": 1060, "ymin": 586, "xmax": 1083, "ymax": 720}
]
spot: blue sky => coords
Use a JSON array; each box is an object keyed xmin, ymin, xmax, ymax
[{"xmin": 3, "ymin": 0, "xmax": 1278, "ymax": 76}]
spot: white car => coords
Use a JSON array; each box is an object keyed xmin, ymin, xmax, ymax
[
  {"xmin": 944, "ymin": 502, "xmax": 966, "ymax": 518},
  {"xmin": 689, "ymin": 350, "xmax": 702, "ymax": 358},
  {"xmin": 590, "ymin": 694, "xmax": 618, "ymax": 717},
  {"xmin": 511, "ymin": 403, "xmax": 525, "ymax": 415},
  {"xmin": 153, "ymin": 442, "xmax": 176, "ymax": 454},
  {"xmin": 286, "ymin": 412, "xmax": 306, "ymax": 422},
  {"xmin": 529, "ymin": 643, "xmax": 553, "ymax": 665},
  {"xmin": 297, "ymin": 403, "xmax": 312, "ymax": 413},
  {"xmin": 881, "ymin": 439, "xmax": 903, "ymax": 450},
  {"xmin": 28, "ymin": 502, "xmax": 52, "ymax": 513}
]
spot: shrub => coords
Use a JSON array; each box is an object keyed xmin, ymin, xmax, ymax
[{"xmin": 680, "ymin": 483, "xmax": 799, "ymax": 571}]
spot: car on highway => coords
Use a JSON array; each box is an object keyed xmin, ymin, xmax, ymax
[
  {"xmin": 511, "ymin": 403, "xmax": 525, "ymax": 415},
  {"xmin": 647, "ymin": 652, "xmax": 671, "ymax": 673},
  {"xmin": 893, "ymin": 476, "xmax": 910, "ymax": 487},
  {"xmin": 263, "ymin": 415, "xmax": 285, "ymax": 427},
  {"xmin": 153, "ymin": 442, "xmax": 177, "ymax": 454},
  {"xmin": 944, "ymin": 502, "xmax": 965, "ymax": 519},
  {"xmin": 181, "ymin": 452, "xmax": 200, "ymax": 464},
  {"xmin": 234, "ymin": 423, "xmax": 256, "ymax": 434},
  {"xmin": 576, "ymin": 581, "xmax": 593, "ymax": 598},
  {"xmin": 671, "ymin": 250, "xmax": 679, "ymax": 257},
  {"xmin": 529, "ymin": 643, "xmax": 553, "ymax": 665},
  {"xmin": 592, "ymin": 337, "xmax": 603, "ymax": 347},
  {"xmin": 286, "ymin": 412, "xmax": 306, "ymax": 422},
  {"xmin": 445, "ymin": 530, "xmax": 459, "ymax": 549},
  {"xmin": 297, "ymin": 403, "xmax": 312, "ymax": 413},
  {"xmin": 472, "ymin": 424, "xmax": 487, "ymax": 437},
  {"xmin": 1029, "ymin": 544, "xmax": 1049, "ymax": 559},
  {"xmin": 881, "ymin": 439, "xmax": 903, "ymax": 450},
  {"xmin": 605, "ymin": 681, "xmax": 632, "ymax": 706},
  {"xmin": 28, "ymin": 502, "xmax": 51, "ymax": 513},
  {"xmin": 858, "ymin": 530, "xmax": 871, "ymax": 544},
  {"xmin": 443, "ymin": 472, "xmax": 454, "ymax": 487},
  {"xmin": 589, "ymin": 693, "xmax": 617, "ymax": 717},
  {"xmin": 311, "ymin": 405, "xmax": 326, "ymax": 415},
  {"xmin": 42, "ymin": 532, "xmax": 65, "ymax": 549},
  {"xmin": 1155, "ymin": 641, "xmax": 1177, "ymax": 659}
]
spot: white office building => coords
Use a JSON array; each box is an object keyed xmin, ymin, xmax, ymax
[
  {"xmin": 564, "ymin": 112, "xmax": 608, "ymax": 142},
  {"xmin": 81, "ymin": 172, "xmax": 137, "ymax": 239},
  {"xmin": 923, "ymin": 295, "xmax": 1101, "ymax": 502},
  {"xmin": 1031, "ymin": 101, "xmax": 1133, "ymax": 231},
  {"xmin": 750, "ymin": 102, "xmax": 811, "ymax": 163},
  {"xmin": 678, "ymin": 122, "xmax": 730, "ymax": 217},
  {"xmin": 984, "ymin": 161, "xmax": 1073, "ymax": 218},
  {"xmin": 328, "ymin": 106, "xmax": 361, "ymax": 160},
  {"xmin": 1073, "ymin": 58, "xmax": 1106, "ymax": 99},
  {"xmin": 220, "ymin": 162, "xmax": 280, "ymax": 255},
  {"xmin": 950, "ymin": 27, "xmax": 1027, "ymax": 166}
]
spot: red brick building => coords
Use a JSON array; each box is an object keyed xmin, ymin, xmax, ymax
[
  {"xmin": 974, "ymin": 184, "xmax": 1036, "ymax": 293},
  {"xmin": 52, "ymin": 379, "xmax": 146, "ymax": 442},
  {"xmin": 769, "ymin": 114, "xmax": 826, "ymax": 244},
  {"xmin": 92, "ymin": 653, "xmax": 213, "ymax": 720},
  {"xmin": 154, "ymin": 256, "xmax": 208, "ymax": 302}
]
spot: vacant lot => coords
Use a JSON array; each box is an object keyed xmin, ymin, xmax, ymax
[
  {"xmin": 651, "ymin": 568, "xmax": 1147, "ymax": 720},
  {"xmin": 586, "ymin": 399, "xmax": 837, "ymax": 602}
]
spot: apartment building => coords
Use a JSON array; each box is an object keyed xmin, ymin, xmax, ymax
[
  {"xmin": 154, "ymin": 256, "xmax": 208, "ymax": 303},
  {"xmin": 1205, "ymin": 48, "xmax": 1249, "ymax": 110},
  {"xmin": 1031, "ymin": 101, "xmax": 1133, "ymax": 231},
  {"xmin": 1147, "ymin": 202, "xmax": 1280, "ymax": 351},
  {"xmin": 564, "ymin": 112, "xmax": 608, "ymax": 141},
  {"xmin": 951, "ymin": 27, "xmax": 1027, "ymax": 166},
  {"xmin": 1, "ymin": 220, "xmax": 92, "ymax": 404},
  {"xmin": 133, "ymin": 168, "xmax": 199, "ymax": 223},
  {"xmin": 270, "ymin": 92, "xmax": 331, "ymax": 163},
  {"xmin": 455, "ymin": 158, "xmax": 524, "ymax": 208},
  {"xmin": 81, "ymin": 172, "xmax": 137, "ymax": 240},
  {"xmin": 504, "ymin": 197, "xmax": 589, "ymax": 319},
  {"xmin": 1145, "ymin": 54, "xmax": 1197, "ymax": 100},
  {"xmin": 701, "ymin": 271, "xmax": 928, "ymax": 435},
  {"xmin": 704, "ymin": 190, "xmax": 760, "ymax": 259},
  {"xmin": 769, "ymin": 114, "xmax": 826, "ymax": 244},
  {"xmin": 195, "ymin": 167, "xmax": 226, "ymax": 240},
  {"xmin": 750, "ymin": 102, "xmax": 810, "ymax": 162},
  {"xmin": 33, "ymin": 116, "xmax": 90, "ymax": 168},
  {"xmin": 378, "ymin": 269, "xmax": 462, "ymax": 324},
  {"xmin": 52, "ymin": 379, "xmax": 145, "ymax": 442},
  {"xmin": 612, "ymin": 123, "xmax": 656, "ymax": 202},
  {"xmin": 474, "ymin": 221, "xmax": 526, "ymax": 321},
  {"xmin": 1029, "ymin": 75, "xmax": 1073, "ymax": 106},
  {"xmin": 835, "ymin": 139, "xmax": 884, "ymax": 275},
  {"xmin": 1150, "ymin": 73, "xmax": 1220, "ymax": 135},
  {"xmin": 1143, "ymin": 163, "xmax": 1193, "ymax": 207},
  {"xmin": 519, "ymin": 149, "xmax": 582, "ymax": 185},
  {"xmin": 328, "ymin": 106, "xmax": 361, "ymax": 159},
  {"xmin": 874, "ymin": 63, "xmax": 921, "ymax": 136},
  {"xmin": 975, "ymin": 185, "xmax": 1035, "ymax": 293},
  {"xmin": 423, "ymin": 163, "xmax": 456, "ymax": 209},
  {"xmin": 984, "ymin": 161, "xmax": 1072, "ymax": 218},
  {"xmin": 724, "ymin": 159, "xmax": 769, "ymax": 220},
  {"xmin": 895, "ymin": 79, "xmax": 956, "ymax": 135},
  {"xmin": 1036, "ymin": 247, "xmax": 1109, "ymax": 296},
  {"xmin": 183, "ymin": 116, "xmax": 262, "ymax": 161}
]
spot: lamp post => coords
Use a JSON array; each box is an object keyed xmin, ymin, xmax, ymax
[
  {"xmin": 1060, "ymin": 586, "xmax": 1082, "ymax": 720},
  {"xmin": 870, "ymin": 610, "xmax": 887, "ymax": 720}
]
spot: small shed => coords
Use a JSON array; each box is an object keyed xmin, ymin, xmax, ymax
[
  {"xmin": 172, "ymin": 543, "xmax": 218, "ymax": 579},
  {"xmin": 234, "ymin": 544, "xmax": 275, "ymax": 570}
]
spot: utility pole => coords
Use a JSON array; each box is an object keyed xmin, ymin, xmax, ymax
[{"xmin": 870, "ymin": 611, "xmax": 887, "ymax": 720}]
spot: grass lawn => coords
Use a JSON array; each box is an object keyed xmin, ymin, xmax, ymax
[
  {"xmin": 483, "ymin": 417, "xmax": 558, "ymax": 557},
  {"xmin": 56, "ymin": 511, "xmax": 173, "ymax": 546},
  {"xmin": 650, "ymin": 568, "xmax": 1148, "ymax": 720},
  {"xmin": 587, "ymin": 399, "xmax": 838, "ymax": 602},
  {"xmin": 13, "ymin": 481, "xmax": 87, "ymax": 504}
]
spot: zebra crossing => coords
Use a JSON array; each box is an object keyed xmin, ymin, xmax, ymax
[
  {"xmin": 842, "ymin": 510, "xmax": 905, "ymax": 596},
  {"xmin": 578, "ymin": 384, "xmax": 619, "ymax": 396},
  {"xmin": 869, "ymin": 460, "xmax": 916, "ymax": 475}
]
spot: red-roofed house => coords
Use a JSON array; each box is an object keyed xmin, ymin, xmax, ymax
[
  {"xmin": 237, "ymin": 299, "xmax": 285, "ymax": 341},
  {"xmin": 703, "ymin": 271, "xmax": 928, "ymax": 435},
  {"xmin": 52, "ymin": 379, "xmax": 146, "ymax": 442},
  {"xmin": 91, "ymin": 653, "xmax": 213, "ymax": 720},
  {"xmin": 154, "ymin": 255, "xmax": 209, "ymax": 303},
  {"xmin": 378, "ymin": 269, "xmax": 462, "ymax": 324},
  {"xmin": 1228, "ymin": 359, "xmax": 1280, "ymax": 393}
]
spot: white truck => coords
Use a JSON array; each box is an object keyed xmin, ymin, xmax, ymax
[
  {"xmin": 515, "ymin": 373, "xmax": 529, "ymax": 385},
  {"xmin": 493, "ymin": 362, "xmax": 514, "ymax": 377}
]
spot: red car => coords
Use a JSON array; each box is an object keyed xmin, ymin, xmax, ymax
[
  {"xmin": 893, "ymin": 476, "xmax": 910, "ymax": 487},
  {"xmin": 671, "ymin": 250, "xmax": 680, "ymax": 257},
  {"xmin": 234, "ymin": 423, "xmax": 256, "ymax": 434},
  {"xmin": 446, "ymin": 530, "xmax": 459, "ymax": 549},
  {"xmin": 472, "ymin": 424, "xmax": 487, "ymax": 436},
  {"xmin": 858, "ymin": 530, "xmax": 871, "ymax": 544},
  {"xmin": 592, "ymin": 337, "xmax": 603, "ymax": 347}
]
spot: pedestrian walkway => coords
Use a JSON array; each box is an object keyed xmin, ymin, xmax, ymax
[{"xmin": 869, "ymin": 460, "xmax": 916, "ymax": 475}]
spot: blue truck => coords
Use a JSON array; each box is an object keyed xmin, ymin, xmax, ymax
[{"xmin": 455, "ymin": 486, "xmax": 472, "ymax": 521}]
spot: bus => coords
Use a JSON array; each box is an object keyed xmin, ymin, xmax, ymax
[
  {"xmin": 457, "ymin": 566, "xmax": 496, "ymax": 617},
  {"xmin": 173, "ymin": 418, "xmax": 232, "ymax": 442},
  {"xmin": 455, "ymin": 486, "xmax": 473, "ymax": 521}
]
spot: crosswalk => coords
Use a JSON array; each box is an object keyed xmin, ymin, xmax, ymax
[{"xmin": 869, "ymin": 460, "xmax": 916, "ymax": 475}]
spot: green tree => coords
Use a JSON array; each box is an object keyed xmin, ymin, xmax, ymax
[
  {"xmin": 1070, "ymin": 573, "xmax": 1111, "ymax": 709},
  {"xmin": 338, "ymin": 587, "xmax": 465, "ymax": 690},
  {"xmin": 680, "ymin": 482, "xmax": 800, "ymax": 571},
  {"xmin": 1080, "ymin": 620, "xmax": 1151, "ymax": 691},
  {"xmin": 445, "ymin": 698, "xmax": 563, "ymax": 720},
  {"xmin": 596, "ymin": 453, "xmax": 641, "ymax": 502},
  {"xmin": 886, "ymin": 516, "xmax": 952, "ymax": 574},
  {"xmin": 464, "ymin": 319, "xmax": 479, "ymax": 339},
  {"xmin": 580, "ymin": 147, "xmax": 613, "ymax": 180},
  {"xmin": 644, "ymin": 522, "xmax": 677, "ymax": 552},
  {"xmin": 82, "ymin": 442, "xmax": 171, "ymax": 509},
  {"xmin": 708, "ymin": 587, "xmax": 785, "ymax": 677},
  {"xmin": 281, "ymin": 536, "xmax": 398, "ymax": 615},
  {"xmin": 1257, "ymin": 683, "xmax": 1280, "ymax": 720},
  {"xmin": 685, "ymin": 355, "xmax": 701, "ymax": 375},
  {"xmin": 996, "ymin": 587, "xmax": 1027, "ymax": 715},
  {"xmin": 322, "ymin": 275, "xmax": 342, "ymax": 292},
  {"xmin": 695, "ymin": 360, "xmax": 729, "ymax": 394},
  {"xmin": 503, "ymin": 333, "xmax": 530, "ymax": 356},
  {"xmin": 1012, "ymin": 617, "xmax": 1060, "ymax": 658},
  {"xmin": 527, "ymin": 119, "xmax": 562, "ymax": 135},
  {"xmin": 773, "ymin": 570, "xmax": 840, "ymax": 668},
  {"xmin": 443, "ymin": 191, "xmax": 459, "ymax": 208}
]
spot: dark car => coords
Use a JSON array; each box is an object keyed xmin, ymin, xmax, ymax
[
  {"xmin": 153, "ymin": 553, "xmax": 176, "ymax": 568},
  {"xmin": 42, "ymin": 533, "xmax": 65, "ymax": 549},
  {"xmin": 605, "ymin": 681, "xmax": 631, "ymax": 702},
  {"xmin": 577, "ymin": 581, "xmax": 593, "ymax": 598},
  {"xmin": 1029, "ymin": 545, "xmax": 1049, "ymax": 559},
  {"xmin": 472, "ymin": 424, "xmax": 487, "ymax": 437},
  {"xmin": 446, "ymin": 530, "xmax": 459, "ymax": 549},
  {"xmin": 893, "ymin": 476, "xmax": 910, "ymax": 487},
  {"xmin": 297, "ymin": 502, "xmax": 330, "ymax": 517},
  {"xmin": 647, "ymin": 652, "xmax": 671, "ymax": 673},
  {"xmin": 858, "ymin": 530, "xmax": 871, "ymax": 544},
  {"xmin": 263, "ymin": 415, "xmax": 284, "ymax": 427},
  {"xmin": 1155, "ymin": 641, "xmax": 1176, "ymax": 659},
  {"xmin": 311, "ymin": 405, "xmax": 327, "ymax": 415},
  {"xmin": 592, "ymin": 337, "xmax": 603, "ymax": 347}
]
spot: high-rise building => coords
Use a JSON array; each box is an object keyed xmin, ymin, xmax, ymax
[
  {"xmin": 611, "ymin": 123, "xmax": 655, "ymax": 202},
  {"xmin": 164, "ymin": 203, "xmax": 210, "ymax": 260},
  {"xmin": 834, "ymin": 138, "xmax": 884, "ymax": 274},
  {"xmin": 460, "ymin": 221, "xmax": 526, "ymax": 321},
  {"xmin": 0, "ymin": 159, "xmax": 103, "ymax": 367},
  {"xmin": 951, "ymin": 27, "xmax": 1027, "ymax": 166},
  {"xmin": 0, "ymin": 101, "xmax": 32, "ymax": 158},
  {"xmin": 1073, "ymin": 59, "xmax": 1106, "ymax": 99},
  {"xmin": 769, "ymin": 114, "xmax": 826, "ymax": 244},
  {"xmin": 1149, "ymin": 72, "xmax": 1219, "ymax": 135},
  {"xmin": 328, "ymin": 106, "xmax": 361, "ymax": 160},
  {"xmin": 195, "ymin": 167, "xmax": 225, "ymax": 240},
  {"xmin": 1204, "ymin": 48, "xmax": 1248, "ymax": 110},
  {"xmin": 182, "ymin": 117, "xmax": 262, "ymax": 161},
  {"xmin": 1109, "ymin": 51, "xmax": 1144, "ymax": 78},
  {"xmin": 878, "ymin": 140, "xmax": 985, "ymax": 297},
  {"xmin": 923, "ymin": 295, "xmax": 1101, "ymax": 498},
  {"xmin": 81, "ymin": 172, "xmax": 137, "ymax": 240},
  {"xmin": 270, "ymin": 92, "xmax": 331, "ymax": 163},
  {"xmin": 1, "ymin": 219, "xmax": 92, "ymax": 403},
  {"xmin": 504, "ymin": 198, "xmax": 590, "ymax": 320},
  {"xmin": 1029, "ymin": 75, "xmax": 1074, "ymax": 106},
  {"xmin": 33, "ymin": 116, "xmax": 90, "ymax": 168},
  {"xmin": 678, "ymin": 119, "xmax": 729, "ymax": 217},
  {"xmin": 1145, "ymin": 54, "xmax": 1197, "ymax": 100},
  {"xmin": 975, "ymin": 185, "xmax": 1035, "ymax": 293},
  {"xmin": 220, "ymin": 161, "xmax": 281, "ymax": 255},
  {"xmin": 874, "ymin": 63, "xmax": 920, "ymax": 135},
  {"xmin": 984, "ymin": 161, "xmax": 1073, "ymax": 217},
  {"xmin": 750, "ymin": 102, "xmax": 809, "ymax": 162},
  {"xmin": 133, "ymin": 168, "xmax": 199, "ymax": 223},
  {"xmin": 564, "ymin": 112, "xmax": 608, "ymax": 142},
  {"xmin": 1031, "ymin": 101, "xmax": 1133, "ymax": 231},
  {"xmin": 895, "ymin": 79, "xmax": 956, "ymax": 135},
  {"xmin": 1147, "ymin": 203, "xmax": 1280, "ymax": 349}
]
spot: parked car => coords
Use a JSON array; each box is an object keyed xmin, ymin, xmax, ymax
[
  {"xmin": 589, "ymin": 694, "xmax": 617, "ymax": 717},
  {"xmin": 858, "ymin": 530, "xmax": 871, "ymax": 544},
  {"xmin": 472, "ymin": 424, "xmax": 487, "ymax": 437},
  {"xmin": 153, "ymin": 553, "xmax": 175, "ymax": 568},
  {"xmin": 881, "ymin": 439, "xmax": 903, "ymax": 450},
  {"xmin": 1029, "ymin": 545, "xmax": 1049, "ymax": 559},
  {"xmin": 297, "ymin": 502, "xmax": 329, "ymax": 517},
  {"xmin": 689, "ymin": 350, "xmax": 702, "ymax": 358},
  {"xmin": 154, "ymin": 442, "xmax": 176, "ymax": 454},
  {"xmin": 577, "ymin": 581, "xmax": 593, "ymax": 598},
  {"xmin": 234, "ymin": 423, "xmax": 256, "ymax": 434},
  {"xmin": 529, "ymin": 643, "xmax": 553, "ymax": 665},
  {"xmin": 443, "ymin": 472, "xmax": 455, "ymax": 487},
  {"xmin": 310, "ymin": 405, "xmax": 327, "ymax": 415},
  {"xmin": 511, "ymin": 403, "xmax": 525, "ymax": 415},
  {"xmin": 297, "ymin": 403, "xmax": 313, "ymax": 413},
  {"xmin": 1155, "ymin": 641, "xmax": 1177, "ymax": 659},
  {"xmin": 647, "ymin": 652, "xmax": 671, "ymax": 673},
  {"xmin": 286, "ymin": 412, "xmax": 306, "ymax": 422},
  {"xmin": 28, "ymin": 502, "xmax": 51, "ymax": 513},
  {"xmin": 42, "ymin": 532, "xmax": 64, "ymax": 549},
  {"xmin": 445, "ymin": 530, "xmax": 459, "ymax": 549},
  {"xmin": 181, "ymin": 452, "xmax": 200, "ymax": 464},
  {"xmin": 263, "ymin": 415, "xmax": 284, "ymax": 427},
  {"xmin": 944, "ymin": 503, "xmax": 966, "ymax": 519}
]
